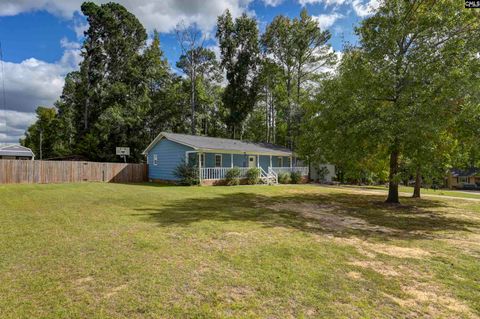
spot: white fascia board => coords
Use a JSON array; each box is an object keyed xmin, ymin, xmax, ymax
[
  {"xmin": 197, "ymin": 148, "xmax": 293, "ymax": 157},
  {"xmin": 142, "ymin": 132, "xmax": 199, "ymax": 155}
]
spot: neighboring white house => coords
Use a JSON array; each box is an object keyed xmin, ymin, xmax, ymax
[
  {"xmin": 309, "ymin": 163, "xmax": 336, "ymax": 182},
  {"xmin": 0, "ymin": 145, "xmax": 35, "ymax": 160}
]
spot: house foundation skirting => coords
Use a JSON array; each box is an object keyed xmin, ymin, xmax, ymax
[{"xmin": 149, "ymin": 177, "xmax": 310, "ymax": 186}]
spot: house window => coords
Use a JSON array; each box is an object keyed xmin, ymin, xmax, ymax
[
  {"xmin": 215, "ymin": 154, "xmax": 222, "ymax": 167},
  {"xmin": 278, "ymin": 157, "xmax": 283, "ymax": 167},
  {"xmin": 153, "ymin": 154, "xmax": 158, "ymax": 165},
  {"xmin": 459, "ymin": 176, "xmax": 468, "ymax": 183}
]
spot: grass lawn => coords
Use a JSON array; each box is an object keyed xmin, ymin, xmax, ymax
[
  {"xmin": 337, "ymin": 184, "xmax": 480, "ymax": 200},
  {"xmin": 1, "ymin": 183, "xmax": 479, "ymax": 318}
]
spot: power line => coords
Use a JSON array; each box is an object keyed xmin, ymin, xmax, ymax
[{"xmin": 0, "ymin": 41, "xmax": 7, "ymax": 146}]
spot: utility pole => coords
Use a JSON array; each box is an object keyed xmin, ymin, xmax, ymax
[
  {"xmin": 0, "ymin": 41, "xmax": 7, "ymax": 146},
  {"xmin": 39, "ymin": 130, "xmax": 43, "ymax": 160}
]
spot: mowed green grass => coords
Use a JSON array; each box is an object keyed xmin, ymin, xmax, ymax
[
  {"xmin": 1, "ymin": 183, "xmax": 479, "ymax": 318},
  {"xmin": 340, "ymin": 184, "xmax": 480, "ymax": 200}
]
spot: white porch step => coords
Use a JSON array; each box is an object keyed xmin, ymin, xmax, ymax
[{"xmin": 260, "ymin": 174, "xmax": 278, "ymax": 185}]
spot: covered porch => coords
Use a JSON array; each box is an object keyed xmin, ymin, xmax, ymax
[{"xmin": 186, "ymin": 151, "xmax": 309, "ymax": 182}]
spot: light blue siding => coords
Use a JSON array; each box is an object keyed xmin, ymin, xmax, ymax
[
  {"xmin": 272, "ymin": 156, "xmax": 281, "ymax": 167},
  {"xmin": 147, "ymin": 137, "xmax": 293, "ymax": 181},
  {"xmin": 204, "ymin": 153, "xmax": 226, "ymax": 168},
  {"xmin": 259, "ymin": 155, "xmax": 270, "ymax": 171},
  {"xmin": 233, "ymin": 154, "xmax": 246, "ymax": 167},
  {"xmin": 147, "ymin": 139, "xmax": 194, "ymax": 180},
  {"xmin": 201, "ymin": 153, "xmax": 287, "ymax": 169}
]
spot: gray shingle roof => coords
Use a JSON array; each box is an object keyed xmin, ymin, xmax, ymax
[
  {"xmin": 0, "ymin": 145, "xmax": 35, "ymax": 158},
  {"xmin": 450, "ymin": 168, "xmax": 480, "ymax": 177},
  {"xmin": 144, "ymin": 132, "xmax": 293, "ymax": 156}
]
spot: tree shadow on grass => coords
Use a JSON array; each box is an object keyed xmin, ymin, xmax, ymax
[{"xmin": 132, "ymin": 191, "xmax": 480, "ymax": 240}]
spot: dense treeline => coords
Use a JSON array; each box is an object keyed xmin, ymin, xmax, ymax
[
  {"xmin": 22, "ymin": 2, "xmax": 333, "ymax": 162},
  {"xmin": 22, "ymin": 0, "xmax": 480, "ymax": 203}
]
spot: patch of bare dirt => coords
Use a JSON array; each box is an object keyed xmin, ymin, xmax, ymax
[
  {"xmin": 384, "ymin": 283, "xmax": 477, "ymax": 319},
  {"xmin": 346, "ymin": 271, "xmax": 363, "ymax": 280},
  {"xmin": 225, "ymin": 285, "xmax": 254, "ymax": 303},
  {"xmin": 104, "ymin": 284, "xmax": 128, "ymax": 298},
  {"xmin": 349, "ymin": 260, "xmax": 401, "ymax": 277},
  {"xmin": 439, "ymin": 233, "xmax": 480, "ymax": 258},
  {"xmin": 333, "ymin": 237, "xmax": 430, "ymax": 259},
  {"xmin": 266, "ymin": 202, "xmax": 396, "ymax": 234},
  {"xmin": 348, "ymin": 259, "xmax": 476, "ymax": 318}
]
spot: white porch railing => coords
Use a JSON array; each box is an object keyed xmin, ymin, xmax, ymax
[
  {"xmin": 200, "ymin": 167, "xmax": 251, "ymax": 180},
  {"xmin": 270, "ymin": 167, "xmax": 309, "ymax": 176},
  {"xmin": 200, "ymin": 166, "xmax": 308, "ymax": 180}
]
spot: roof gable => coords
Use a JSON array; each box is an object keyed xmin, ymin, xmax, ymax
[
  {"xmin": 143, "ymin": 132, "xmax": 293, "ymax": 156},
  {"xmin": 451, "ymin": 168, "xmax": 480, "ymax": 177}
]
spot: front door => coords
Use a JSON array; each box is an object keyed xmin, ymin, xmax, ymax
[{"xmin": 248, "ymin": 156, "xmax": 256, "ymax": 168}]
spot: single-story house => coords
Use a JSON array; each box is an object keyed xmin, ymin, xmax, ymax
[
  {"xmin": 142, "ymin": 132, "xmax": 309, "ymax": 184},
  {"xmin": 445, "ymin": 168, "xmax": 480, "ymax": 189},
  {"xmin": 0, "ymin": 145, "xmax": 34, "ymax": 160}
]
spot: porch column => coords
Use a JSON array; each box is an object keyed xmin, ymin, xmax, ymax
[
  {"xmin": 290, "ymin": 156, "xmax": 292, "ymax": 168},
  {"xmin": 269, "ymin": 155, "xmax": 272, "ymax": 168},
  {"xmin": 230, "ymin": 154, "xmax": 233, "ymax": 168},
  {"xmin": 257, "ymin": 155, "xmax": 260, "ymax": 168},
  {"xmin": 198, "ymin": 152, "xmax": 202, "ymax": 183}
]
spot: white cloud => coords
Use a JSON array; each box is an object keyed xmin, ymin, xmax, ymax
[
  {"xmin": 352, "ymin": 0, "xmax": 379, "ymax": 17},
  {"xmin": 206, "ymin": 44, "xmax": 222, "ymax": 61},
  {"xmin": 263, "ymin": 0, "xmax": 284, "ymax": 6},
  {"xmin": 0, "ymin": 110, "xmax": 37, "ymax": 144},
  {"xmin": 0, "ymin": 0, "xmax": 79, "ymax": 17},
  {"xmin": 299, "ymin": 0, "xmax": 348, "ymax": 6},
  {"xmin": 298, "ymin": 0, "xmax": 379, "ymax": 18},
  {"xmin": 60, "ymin": 37, "xmax": 81, "ymax": 50},
  {"xmin": 313, "ymin": 12, "xmax": 343, "ymax": 29},
  {"xmin": 0, "ymin": 40, "xmax": 81, "ymax": 144},
  {"xmin": 2, "ymin": 58, "xmax": 66, "ymax": 113},
  {"xmin": 73, "ymin": 16, "xmax": 88, "ymax": 39},
  {"xmin": 0, "ymin": 0, "xmax": 253, "ymax": 33}
]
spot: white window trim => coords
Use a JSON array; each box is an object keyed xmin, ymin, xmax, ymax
[
  {"xmin": 153, "ymin": 154, "xmax": 158, "ymax": 166},
  {"xmin": 278, "ymin": 156, "xmax": 283, "ymax": 167},
  {"xmin": 199, "ymin": 153, "xmax": 205, "ymax": 167},
  {"xmin": 215, "ymin": 154, "xmax": 222, "ymax": 168}
]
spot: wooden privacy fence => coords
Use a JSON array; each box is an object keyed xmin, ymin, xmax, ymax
[{"xmin": 0, "ymin": 160, "xmax": 147, "ymax": 184}]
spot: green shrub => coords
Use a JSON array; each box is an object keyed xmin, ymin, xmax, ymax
[
  {"xmin": 290, "ymin": 171, "xmax": 302, "ymax": 184},
  {"xmin": 173, "ymin": 160, "xmax": 199, "ymax": 186},
  {"xmin": 246, "ymin": 167, "xmax": 261, "ymax": 185},
  {"xmin": 225, "ymin": 167, "xmax": 241, "ymax": 186},
  {"xmin": 278, "ymin": 172, "xmax": 291, "ymax": 184}
]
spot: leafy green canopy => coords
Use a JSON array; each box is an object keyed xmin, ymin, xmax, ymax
[
  {"xmin": 217, "ymin": 10, "xmax": 261, "ymax": 138},
  {"xmin": 301, "ymin": 0, "xmax": 480, "ymax": 202}
]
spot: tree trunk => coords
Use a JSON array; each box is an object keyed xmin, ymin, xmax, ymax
[
  {"xmin": 412, "ymin": 167, "xmax": 421, "ymax": 198},
  {"xmin": 286, "ymin": 69, "xmax": 292, "ymax": 149},
  {"xmin": 265, "ymin": 86, "xmax": 270, "ymax": 142},
  {"xmin": 271, "ymin": 97, "xmax": 276, "ymax": 144},
  {"xmin": 190, "ymin": 68, "xmax": 196, "ymax": 135},
  {"xmin": 386, "ymin": 149, "xmax": 400, "ymax": 204}
]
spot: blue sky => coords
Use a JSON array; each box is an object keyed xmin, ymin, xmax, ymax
[{"xmin": 0, "ymin": 0, "xmax": 377, "ymax": 144}]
